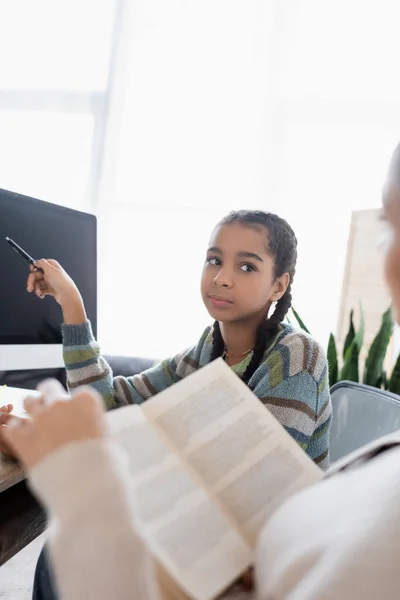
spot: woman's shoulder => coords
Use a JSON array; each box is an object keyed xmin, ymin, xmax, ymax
[{"xmin": 262, "ymin": 323, "xmax": 328, "ymax": 381}]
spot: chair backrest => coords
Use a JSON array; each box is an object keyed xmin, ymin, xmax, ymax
[{"xmin": 330, "ymin": 381, "xmax": 400, "ymax": 463}]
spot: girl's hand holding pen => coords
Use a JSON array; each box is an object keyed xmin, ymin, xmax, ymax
[
  {"xmin": 26, "ymin": 259, "xmax": 87, "ymax": 325},
  {"xmin": 26, "ymin": 259, "xmax": 78, "ymax": 305}
]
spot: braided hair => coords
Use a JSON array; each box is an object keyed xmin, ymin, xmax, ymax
[{"xmin": 210, "ymin": 210, "xmax": 298, "ymax": 385}]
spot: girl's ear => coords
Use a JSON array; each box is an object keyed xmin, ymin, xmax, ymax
[{"xmin": 270, "ymin": 272, "xmax": 290, "ymax": 302}]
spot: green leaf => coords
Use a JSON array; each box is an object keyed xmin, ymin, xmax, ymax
[
  {"xmin": 363, "ymin": 306, "xmax": 393, "ymax": 388},
  {"xmin": 388, "ymin": 352, "xmax": 400, "ymax": 395},
  {"xmin": 354, "ymin": 301, "xmax": 365, "ymax": 352},
  {"xmin": 343, "ymin": 310, "xmax": 355, "ymax": 360},
  {"xmin": 341, "ymin": 339, "xmax": 360, "ymax": 382},
  {"xmin": 327, "ymin": 333, "xmax": 338, "ymax": 387},
  {"xmin": 381, "ymin": 370, "xmax": 388, "ymax": 390},
  {"xmin": 291, "ymin": 307, "xmax": 310, "ymax": 334}
]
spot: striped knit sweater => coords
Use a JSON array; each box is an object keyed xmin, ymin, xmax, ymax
[{"xmin": 63, "ymin": 321, "xmax": 332, "ymax": 469}]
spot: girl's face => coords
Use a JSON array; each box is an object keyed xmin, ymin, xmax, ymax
[
  {"xmin": 201, "ymin": 223, "xmax": 289, "ymax": 324},
  {"xmin": 383, "ymin": 185, "xmax": 400, "ymax": 323}
]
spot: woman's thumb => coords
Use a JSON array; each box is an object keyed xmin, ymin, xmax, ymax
[{"xmin": 37, "ymin": 379, "xmax": 68, "ymax": 404}]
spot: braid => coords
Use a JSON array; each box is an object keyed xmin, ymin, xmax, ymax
[
  {"xmin": 242, "ymin": 285, "xmax": 293, "ymax": 385},
  {"xmin": 270, "ymin": 285, "xmax": 293, "ymax": 326},
  {"xmin": 213, "ymin": 210, "xmax": 297, "ymax": 386},
  {"xmin": 211, "ymin": 320, "xmax": 225, "ymax": 361}
]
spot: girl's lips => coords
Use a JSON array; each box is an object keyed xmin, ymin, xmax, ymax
[{"xmin": 209, "ymin": 295, "xmax": 233, "ymax": 308}]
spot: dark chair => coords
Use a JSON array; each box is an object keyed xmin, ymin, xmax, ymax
[{"xmin": 330, "ymin": 380, "xmax": 400, "ymax": 463}]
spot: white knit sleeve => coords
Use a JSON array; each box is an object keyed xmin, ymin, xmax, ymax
[{"xmin": 28, "ymin": 439, "xmax": 161, "ymax": 600}]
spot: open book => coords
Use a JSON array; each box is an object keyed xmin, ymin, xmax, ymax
[{"xmin": 107, "ymin": 358, "xmax": 322, "ymax": 600}]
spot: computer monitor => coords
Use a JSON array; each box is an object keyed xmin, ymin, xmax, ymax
[{"xmin": 0, "ymin": 189, "xmax": 97, "ymax": 370}]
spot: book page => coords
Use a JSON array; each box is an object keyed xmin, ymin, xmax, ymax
[
  {"xmin": 142, "ymin": 359, "xmax": 322, "ymax": 546},
  {"xmin": 107, "ymin": 405, "xmax": 252, "ymax": 600}
]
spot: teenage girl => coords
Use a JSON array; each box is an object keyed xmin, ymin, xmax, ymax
[
  {"xmin": 1, "ymin": 210, "xmax": 332, "ymax": 467},
  {"xmin": 0, "ymin": 209, "xmax": 331, "ymax": 600}
]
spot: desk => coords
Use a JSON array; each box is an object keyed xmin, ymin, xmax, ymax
[{"xmin": 0, "ymin": 387, "xmax": 46, "ymax": 566}]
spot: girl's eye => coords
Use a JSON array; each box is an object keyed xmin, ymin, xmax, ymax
[
  {"xmin": 239, "ymin": 263, "xmax": 256, "ymax": 273},
  {"xmin": 207, "ymin": 256, "xmax": 221, "ymax": 266}
]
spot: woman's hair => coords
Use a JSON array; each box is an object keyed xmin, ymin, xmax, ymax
[
  {"xmin": 387, "ymin": 142, "xmax": 400, "ymax": 189},
  {"xmin": 210, "ymin": 210, "xmax": 298, "ymax": 385}
]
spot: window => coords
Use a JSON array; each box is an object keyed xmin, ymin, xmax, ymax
[
  {"xmin": 0, "ymin": 0, "xmax": 116, "ymax": 209},
  {"xmin": 99, "ymin": 0, "xmax": 400, "ymax": 354},
  {"xmin": 0, "ymin": 111, "xmax": 95, "ymax": 208}
]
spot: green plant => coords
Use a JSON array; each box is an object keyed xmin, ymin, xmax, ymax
[
  {"xmin": 290, "ymin": 305, "xmax": 397, "ymax": 392},
  {"xmin": 389, "ymin": 352, "xmax": 400, "ymax": 394},
  {"xmin": 291, "ymin": 307, "xmax": 310, "ymax": 334},
  {"xmin": 342, "ymin": 310, "xmax": 356, "ymax": 358},
  {"xmin": 340, "ymin": 334, "xmax": 360, "ymax": 383},
  {"xmin": 340, "ymin": 304, "xmax": 365, "ymax": 383},
  {"xmin": 327, "ymin": 333, "xmax": 338, "ymax": 387},
  {"xmin": 363, "ymin": 307, "xmax": 393, "ymax": 389}
]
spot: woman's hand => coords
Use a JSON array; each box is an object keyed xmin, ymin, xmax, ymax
[
  {"xmin": 0, "ymin": 404, "xmax": 20, "ymax": 456},
  {"xmin": 26, "ymin": 259, "xmax": 87, "ymax": 324},
  {"xmin": 3, "ymin": 380, "xmax": 107, "ymax": 470}
]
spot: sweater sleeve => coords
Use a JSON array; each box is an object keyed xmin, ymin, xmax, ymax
[
  {"xmin": 257, "ymin": 447, "xmax": 400, "ymax": 600},
  {"xmin": 28, "ymin": 440, "xmax": 161, "ymax": 600},
  {"xmin": 62, "ymin": 321, "xmax": 207, "ymax": 410},
  {"xmin": 251, "ymin": 332, "xmax": 332, "ymax": 469},
  {"xmin": 29, "ymin": 439, "xmax": 254, "ymax": 600}
]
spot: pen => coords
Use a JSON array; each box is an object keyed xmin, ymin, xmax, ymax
[{"xmin": 5, "ymin": 237, "xmax": 44, "ymax": 273}]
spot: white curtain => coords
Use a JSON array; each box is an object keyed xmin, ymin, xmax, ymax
[{"xmin": 98, "ymin": 0, "xmax": 400, "ymax": 359}]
